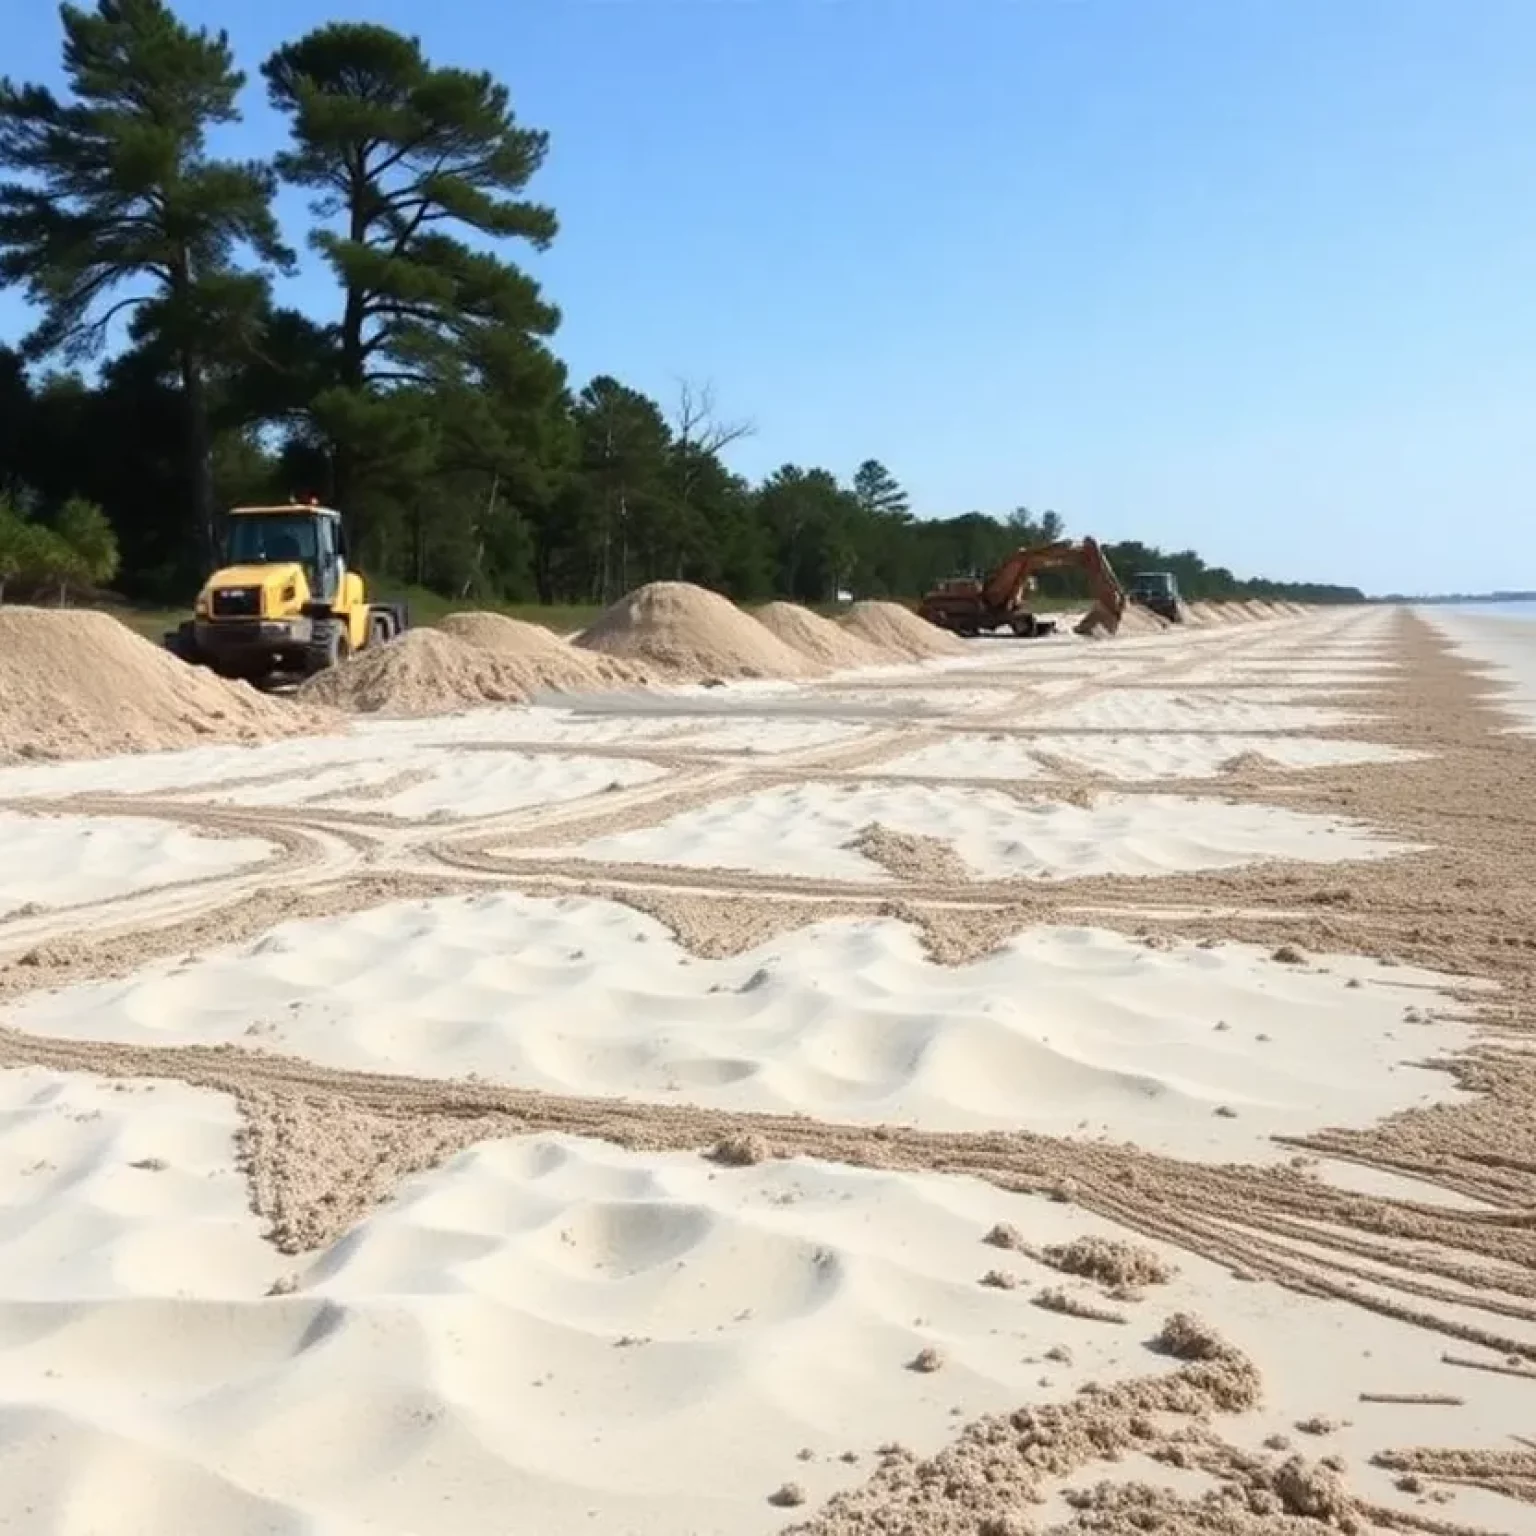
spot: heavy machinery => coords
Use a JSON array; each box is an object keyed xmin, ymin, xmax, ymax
[
  {"xmin": 165, "ymin": 498, "xmax": 409, "ymax": 685},
  {"xmin": 1128, "ymin": 570, "xmax": 1183, "ymax": 623},
  {"xmin": 918, "ymin": 537, "xmax": 1127, "ymax": 638}
]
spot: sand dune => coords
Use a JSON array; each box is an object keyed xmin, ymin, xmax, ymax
[
  {"xmin": 1025, "ymin": 687, "xmax": 1370, "ymax": 732},
  {"xmin": 178, "ymin": 749, "xmax": 666, "ymax": 819},
  {"xmin": 4, "ymin": 599, "xmax": 1534, "ymax": 1534},
  {"xmin": 0, "ymin": 1071, "xmax": 1521, "ymax": 1535},
  {"xmin": 878, "ymin": 733, "xmax": 1424, "ymax": 782},
  {"xmin": 564, "ymin": 781, "xmax": 1410, "ymax": 880},
  {"xmin": 0, "ymin": 709, "xmax": 867, "ymax": 808},
  {"xmin": 3, "ymin": 894, "xmax": 1472, "ymax": 1159},
  {"xmin": 0, "ymin": 811, "xmax": 274, "ymax": 919},
  {"xmin": 576, "ymin": 581, "xmax": 824, "ymax": 680},
  {"xmin": 0, "ymin": 607, "xmax": 322, "ymax": 762}
]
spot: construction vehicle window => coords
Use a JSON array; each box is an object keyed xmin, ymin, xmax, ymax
[{"xmin": 227, "ymin": 517, "xmax": 321, "ymax": 590}]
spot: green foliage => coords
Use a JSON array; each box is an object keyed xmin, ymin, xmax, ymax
[
  {"xmin": 0, "ymin": 495, "xmax": 104, "ymax": 602},
  {"xmin": 0, "ymin": 7, "xmax": 1364, "ymax": 614},
  {"xmin": 0, "ymin": 497, "xmax": 27, "ymax": 595},
  {"xmin": 0, "ymin": 0, "xmax": 288, "ymax": 575},
  {"xmin": 261, "ymin": 18, "xmax": 562, "ymax": 534},
  {"xmin": 56, "ymin": 495, "xmax": 119, "ymax": 584},
  {"xmin": 853, "ymin": 459, "xmax": 910, "ymax": 521}
]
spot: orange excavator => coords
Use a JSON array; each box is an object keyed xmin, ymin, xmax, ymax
[{"xmin": 918, "ymin": 537, "xmax": 1127, "ymax": 638}]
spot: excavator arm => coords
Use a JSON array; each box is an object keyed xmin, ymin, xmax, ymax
[
  {"xmin": 980, "ymin": 540, "xmax": 1077, "ymax": 610},
  {"xmin": 918, "ymin": 535, "xmax": 1126, "ymax": 637},
  {"xmin": 978, "ymin": 538, "xmax": 1126, "ymax": 635},
  {"xmin": 1071, "ymin": 536, "xmax": 1127, "ymax": 636}
]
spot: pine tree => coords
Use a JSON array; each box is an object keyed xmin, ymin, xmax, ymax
[
  {"xmin": 264, "ymin": 23, "xmax": 559, "ymax": 512},
  {"xmin": 0, "ymin": 0, "xmax": 289, "ymax": 573},
  {"xmin": 852, "ymin": 459, "xmax": 910, "ymax": 521}
]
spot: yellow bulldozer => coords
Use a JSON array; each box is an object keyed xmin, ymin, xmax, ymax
[{"xmin": 165, "ymin": 498, "xmax": 408, "ymax": 686}]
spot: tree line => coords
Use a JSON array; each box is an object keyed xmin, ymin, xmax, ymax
[{"xmin": 0, "ymin": 1, "xmax": 1364, "ymax": 612}]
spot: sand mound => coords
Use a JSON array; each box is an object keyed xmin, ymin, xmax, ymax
[
  {"xmin": 1185, "ymin": 602, "xmax": 1230, "ymax": 624},
  {"xmin": 296, "ymin": 629, "xmax": 530, "ymax": 715},
  {"xmin": 0, "ymin": 607, "xmax": 323, "ymax": 763},
  {"xmin": 440, "ymin": 612, "xmax": 653, "ymax": 693},
  {"xmin": 840, "ymin": 601, "xmax": 966, "ymax": 660},
  {"xmin": 754, "ymin": 602, "xmax": 892, "ymax": 669},
  {"xmin": 1117, "ymin": 604, "xmax": 1171, "ymax": 635},
  {"xmin": 573, "ymin": 582, "xmax": 822, "ymax": 681},
  {"xmin": 1039, "ymin": 1237, "xmax": 1176, "ymax": 1289}
]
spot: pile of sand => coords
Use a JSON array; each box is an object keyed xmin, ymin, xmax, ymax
[
  {"xmin": 0, "ymin": 607, "xmax": 323, "ymax": 763},
  {"xmin": 754, "ymin": 602, "xmax": 891, "ymax": 670},
  {"xmin": 440, "ymin": 612, "xmax": 653, "ymax": 693},
  {"xmin": 1116, "ymin": 604, "xmax": 1172, "ymax": 635},
  {"xmin": 840, "ymin": 600, "xmax": 966, "ymax": 660},
  {"xmin": 1185, "ymin": 602, "xmax": 1231, "ymax": 624},
  {"xmin": 574, "ymin": 582, "xmax": 823, "ymax": 681},
  {"xmin": 296, "ymin": 629, "xmax": 531, "ymax": 715}
]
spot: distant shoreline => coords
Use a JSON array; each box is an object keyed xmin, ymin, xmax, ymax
[{"xmin": 1375, "ymin": 593, "xmax": 1536, "ymax": 605}]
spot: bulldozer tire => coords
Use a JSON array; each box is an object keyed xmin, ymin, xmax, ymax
[
  {"xmin": 164, "ymin": 620, "xmax": 202, "ymax": 666},
  {"xmin": 306, "ymin": 620, "xmax": 350, "ymax": 675}
]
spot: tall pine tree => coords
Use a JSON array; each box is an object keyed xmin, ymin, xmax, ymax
[
  {"xmin": 0, "ymin": 0, "xmax": 288, "ymax": 573},
  {"xmin": 263, "ymin": 23, "xmax": 560, "ymax": 516}
]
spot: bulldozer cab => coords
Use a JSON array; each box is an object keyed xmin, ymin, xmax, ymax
[
  {"xmin": 1131, "ymin": 571, "xmax": 1179, "ymax": 601},
  {"xmin": 222, "ymin": 503, "xmax": 347, "ymax": 603}
]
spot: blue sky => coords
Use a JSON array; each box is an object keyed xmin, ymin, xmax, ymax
[{"xmin": 5, "ymin": 0, "xmax": 1534, "ymax": 594}]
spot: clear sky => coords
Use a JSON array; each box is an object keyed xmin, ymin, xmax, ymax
[{"xmin": 5, "ymin": 0, "xmax": 1534, "ymax": 594}]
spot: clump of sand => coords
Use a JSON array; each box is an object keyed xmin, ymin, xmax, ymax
[
  {"xmin": 574, "ymin": 582, "xmax": 823, "ymax": 681},
  {"xmin": 840, "ymin": 600, "xmax": 966, "ymax": 660},
  {"xmin": 296, "ymin": 629, "xmax": 530, "ymax": 715},
  {"xmin": 1152, "ymin": 1311, "xmax": 1231, "ymax": 1363},
  {"xmin": 754, "ymin": 602, "xmax": 892, "ymax": 669},
  {"xmin": 0, "ymin": 607, "xmax": 326, "ymax": 763},
  {"xmin": 440, "ymin": 611, "xmax": 653, "ymax": 692},
  {"xmin": 1220, "ymin": 750, "xmax": 1272, "ymax": 775},
  {"xmin": 706, "ymin": 1132, "xmax": 772, "ymax": 1167},
  {"xmin": 848, "ymin": 822, "xmax": 973, "ymax": 884},
  {"xmin": 1039, "ymin": 1236, "xmax": 1177, "ymax": 1289},
  {"xmin": 784, "ymin": 1314, "xmax": 1266, "ymax": 1534}
]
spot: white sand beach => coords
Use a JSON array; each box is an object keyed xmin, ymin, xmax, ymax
[{"xmin": 0, "ymin": 595, "xmax": 1532, "ymax": 1535}]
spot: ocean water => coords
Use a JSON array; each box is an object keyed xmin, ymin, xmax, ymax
[{"xmin": 1428, "ymin": 600, "xmax": 1536, "ymax": 623}]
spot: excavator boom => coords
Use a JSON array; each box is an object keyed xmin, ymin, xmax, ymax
[{"xmin": 919, "ymin": 538, "xmax": 1126, "ymax": 638}]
